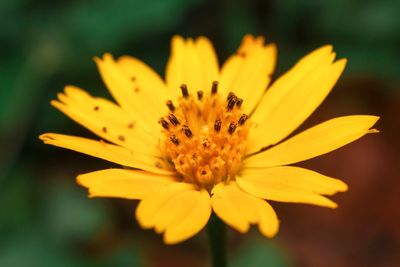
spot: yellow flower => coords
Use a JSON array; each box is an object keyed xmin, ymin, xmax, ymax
[{"xmin": 40, "ymin": 35, "xmax": 379, "ymax": 244}]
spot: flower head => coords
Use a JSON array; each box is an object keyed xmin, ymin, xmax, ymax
[{"xmin": 40, "ymin": 35, "xmax": 379, "ymax": 244}]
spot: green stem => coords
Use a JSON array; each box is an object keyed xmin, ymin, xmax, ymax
[{"xmin": 207, "ymin": 214, "xmax": 227, "ymax": 267}]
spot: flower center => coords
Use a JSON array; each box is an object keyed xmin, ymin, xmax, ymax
[{"xmin": 159, "ymin": 81, "xmax": 250, "ymax": 190}]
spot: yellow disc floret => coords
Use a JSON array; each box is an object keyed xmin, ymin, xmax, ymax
[{"xmin": 159, "ymin": 81, "xmax": 250, "ymax": 190}]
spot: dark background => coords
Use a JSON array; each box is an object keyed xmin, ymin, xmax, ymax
[{"xmin": 1, "ymin": 0, "xmax": 399, "ymax": 266}]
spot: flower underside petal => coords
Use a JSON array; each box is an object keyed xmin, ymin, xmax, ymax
[
  {"xmin": 244, "ymin": 115, "xmax": 379, "ymax": 168},
  {"xmin": 77, "ymin": 169, "xmax": 176, "ymax": 199},
  {"xmin": 248, "ymin": 45, "xmax": 346, "ymax": 154},
  {"xmin": 211, "ymin": 182, "xmax": 279, "ymax": 238}
]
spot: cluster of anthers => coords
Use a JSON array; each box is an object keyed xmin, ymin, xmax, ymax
[{"xmin": 159, "ymin": 81, "xmax": 250, "ymax": 190}]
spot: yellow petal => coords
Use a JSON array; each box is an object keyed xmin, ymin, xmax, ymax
[
  {"xmin": 77, "ymin": 169, "xmax": 176, "ymax": 199},
  {"xmin": 248, "ymin": 46, "xmax": 345, "ymax": 154},
  {"xmin": 40, "ymin": 133, "xmax": 173, "ymax": 175},
  {"xmin": 165, "ymin": 35, "xmax": 219, "ymax": 94},
  {"xmin": 117, "ymin": 55, "xmax": 176, "ymax": 102},
  {"xmin": 95, "ymin": 54, "xmax": 164, "ymax": 126},
  {"xmin": 136, "ymin": 183, "xmax": 211, "ymax": 244},
  {"xmin": 52, "ymin": 86, "xmax": 160, "ymax": 155},
  {"xmin": 240, "ymin": 166, "xmax": 348, "ymax": 196},
  {"xmin": 236, "ymin": 174, "xmax": 338, "ymax": 208},
  {"xmin": 211, "ymin": 182, "xmax": 279, "ymax": 238},
  {"xmin": 245, "ymin": 115, "xmax": 379, "ymax": 168},
  {"xmin": 219, "ymin": 35, "xmax": 277, "ymax": 113}
]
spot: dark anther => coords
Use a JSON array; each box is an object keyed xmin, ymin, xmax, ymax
[
  {"xmin": 238, "ymin": 114, "xmax": 248, "ymax": 125},
  {"xmin": 228, "ymin": 122, "xmax": 237, "ymax": 134},
  {"xmin": 166, "ymin": 100, "xmax": 175, "ymax": 112},
  {"xmin": 168, "ymin": 113, "xmax": 180, "ymax": 125},
  {"xmin": 159, "ymin": 118, "xmax": 169, "ymax": 129},
  {"xmin": 211, "ymin": 81, "xmax": 219, "ymax": 94},
  {"xmin": 170, "ymin": 135, "xmax": 179, "ymax": 145},
  {"xmin": 102, "ymin": 127, "xmax": 107, "ymax": 133},
  {"xmin": 180, "ymin": 84, "xmax": 189, "ymax": 98},
  {"xmin": 118, "ymin": 135, "xmax": 126, "ymax": 141},
  {"xmin": 214, "ymin": 119, "xmax": 222, "ymax": 132},
  {"xmin": 182, "ymin": 125, "xmax": 193, "ymax": 138},
  {"xmin": 227, "ymin": 96, "xmax": 237, "ymax": 110},
  {"xmin": 94, "ymin": 106, "xmax": 99, "ymax": 111},
  {"xmin": 197, "ymin": 90, "xmax": 204, "ymax": 100},
  {"xmin": 201, "ymin": 170, "xmax": 207, "ymax": 175},
  {"xmin": 236, "ymin": 98, "xmax": 243, "ymax": 108},
  {"xmin": 227, "ymin": 92, "xmax": 235, "ymax": 101}
]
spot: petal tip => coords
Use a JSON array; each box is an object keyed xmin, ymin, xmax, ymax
[{"xmin": 39, "ymin": 133, "xmax": 55, "ymax": 142}]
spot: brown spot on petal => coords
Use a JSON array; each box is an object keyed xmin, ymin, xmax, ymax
[{"xmin": 155, "ymin": 161, "xmax": 163, "ymax": 169}]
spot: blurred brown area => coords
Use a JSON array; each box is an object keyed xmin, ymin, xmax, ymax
[
  {"xmin": 1, "ymin": 0, "xmax": 400, "ymax": 266},
  {"xmin": 275, "ymin": 75, "xmax": 400, "ymax": 267}
]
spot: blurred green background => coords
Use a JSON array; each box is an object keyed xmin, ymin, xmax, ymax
[{"xmin": 1, "ymin": 0, "xmax": 399, "ymax": 266}]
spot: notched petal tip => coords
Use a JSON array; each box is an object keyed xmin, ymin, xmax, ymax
[{"xmin": 93, "ymin": 53, "xmax": 113, "ymax": 64}]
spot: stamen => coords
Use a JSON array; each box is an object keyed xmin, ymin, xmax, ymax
[
  {"xmin": 211, "ymin": 81, "xmax": 218, "ymax": 94},
  {"xmin": 197, "ymin": 90, "xmax": 204, "ymax": 100},
  {"xmin": 214, "ymin": 119, "xmax": 222, "ymax": 132},
  {"xmin": 180, "ymin": 84, "xmax": 189, "ymax": 98},
  {"xmin": 227, "ymin": 92, "xmax": 235, "ymax": 101},
  {"xmin": 182, "ymin": 125, "xmax": 193, "ymax": 138},
  {"xmin": 159, "ymin": 118, "xmax": 169, "ymax": 129},
  {"xmin": 168, "ymin": 114, "xmax": 180, "ymax": 125},
  {"xmin": 238, "ymin": 114, "xmax": 248, "ymax": 125},
  {"xmin": 161, "ymin": 88, "xmax": 250, "ymax": 188},
  {"xmin": 227, "ymin": 96, "xmax": 237, "ymax": 110},
  {"xmin": 170, "ymin": 135, "xmax": 179, "ymax": 145},
  {"xmin": 166, "ymin": 100, "xmax": 175, "ymax": 112},
  {"xmin": 236, "ymin": 98, "xmax": 243, "ymax": 108},
  {"xmin": 228, "ymin": 122, "xmax": 237, "ymax": 134}
]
